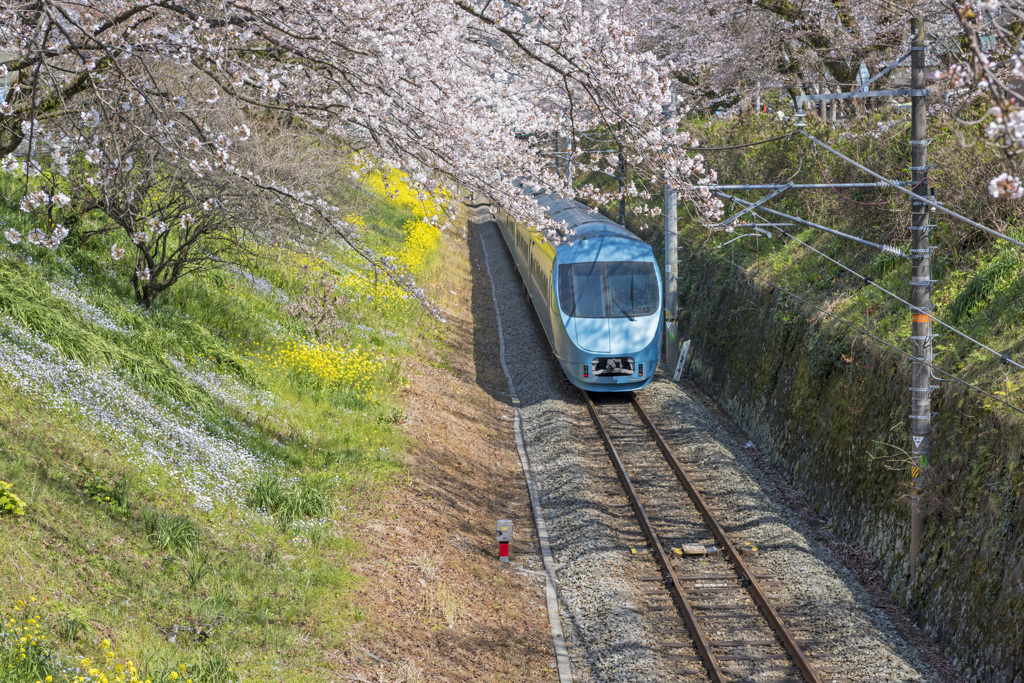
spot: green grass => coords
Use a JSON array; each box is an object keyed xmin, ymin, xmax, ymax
[{"xmin": 0, "ymin": 170, "xmax": 450, "ymax": 680}]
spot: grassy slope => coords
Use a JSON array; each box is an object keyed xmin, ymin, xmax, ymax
[
  {"xmin": 685, "ymin": 112, "xmax": 1024, "ymax": 402},
  {"xmin": 0, "ymin": 174, "xmax": 447, "ymax": 682}
]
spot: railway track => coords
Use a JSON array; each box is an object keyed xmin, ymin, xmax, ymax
[{"xmin": 584, "ymin": 391, "xmax": 837, "ymax": 683}]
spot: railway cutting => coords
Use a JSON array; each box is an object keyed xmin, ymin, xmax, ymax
[{"xmin": 475, "ymin": 202, "xmax": 942, "ymax": 683}]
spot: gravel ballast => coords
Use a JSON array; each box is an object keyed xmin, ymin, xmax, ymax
[{"xmin": 474, "ymin": 208, "xmax": 946, "ymax": 682}]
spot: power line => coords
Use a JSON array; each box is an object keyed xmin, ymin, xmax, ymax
[
  {"xmin": 800, "ymin": 130, "xmax": 1024, "ymax": 251},
  {"xmin": 716, "ymin": 191, "xmax": 907, "ymax": 257},
  {"xmin": 762, "ymin": 219, "xmax": 1024, "ymax": 372},
  {"xmin": 682, "ymin": 232, "xmax": 1024, "ymax": 417},
  {"xmin": 687, "ymin": 132, "xmax": 794, "ymax": 152}
]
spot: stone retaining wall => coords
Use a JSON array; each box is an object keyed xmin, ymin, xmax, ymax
[{"xmin": 675, "ymin": 248, "xmax": 1024, "ymax": 682}]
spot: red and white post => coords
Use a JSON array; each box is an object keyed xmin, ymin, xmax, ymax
[{"xmin": 497, "ymin": 519, "xmax": 513, "ymax": 563}]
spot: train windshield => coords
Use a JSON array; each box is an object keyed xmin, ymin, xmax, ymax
[{"xmin": 558, "ymin": 261, "xmax": 659, "ymax": 319}]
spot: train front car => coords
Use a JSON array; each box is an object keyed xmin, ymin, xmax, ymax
[{"xmin": 552, "ymin": 218, "xmax": 663, "ymax": 392}]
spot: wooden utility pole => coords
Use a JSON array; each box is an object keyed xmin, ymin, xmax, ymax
[{"xmin": 908, "ymin": 15, "xmax": 932, "ymax": 578}]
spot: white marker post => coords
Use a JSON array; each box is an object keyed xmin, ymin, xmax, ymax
[{"xmin": 673, "ymin": 340, "xmax": 691, "ymax": 382}]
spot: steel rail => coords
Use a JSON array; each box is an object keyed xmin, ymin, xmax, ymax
[
  {"xmin": 582, "ymin": 391, "xmax": 727, "ymax": 683},
  {"xmin": 631, "ymin": 396, "xmax": 823, "ymax": 683}
]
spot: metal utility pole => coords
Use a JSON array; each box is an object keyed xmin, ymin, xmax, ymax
[
  {"xmin": 664, "ymin": 93, "xmax": 679, "ymax": 369},
  {"xmin": 554, "ymin": 131, "xmax": 561, "ymax": 174},
  {"xmin": 564, "ymin": 136, "xmax": 572, "ymax": 181},
  {"xmin": 908, "ymin": 15, "xmax": 932, "ymax": 578},
  {"xmin": 618, "ymin": 123, "xmax": 626, "ymax": 225}
]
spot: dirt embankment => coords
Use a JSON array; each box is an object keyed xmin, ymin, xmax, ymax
[{"xmin": 337, "ymin": 220, "xmax": 557, "ymax": 682}]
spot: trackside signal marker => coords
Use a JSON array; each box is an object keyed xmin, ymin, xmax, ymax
[{"xmin": 497, "ymin": 519, "xmax": 513, "ymax": 563}]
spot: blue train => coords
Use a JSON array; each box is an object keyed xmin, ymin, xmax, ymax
[{"xmin": 495, "ymin": 188, "xmax": 663, "ymax": 392}]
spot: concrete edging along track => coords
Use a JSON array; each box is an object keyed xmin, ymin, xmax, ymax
[
  {"xmin": 476, "ymin": 203, "xmax": 573, "ymax": 683},
  {"xmin": 473, "ymin": 206, "xmax": 674, "ymax": 681}
]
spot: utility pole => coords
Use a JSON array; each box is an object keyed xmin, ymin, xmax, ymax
[
  {"xmin": 564, "ymin": 136, "xmax": 572, "ymax": 181},
  {"xmin": 908, "ymin": 15, "xmax": 932, "ymax": 578},
  {"xmin": 618, "ymin": 123, "xmax": 626, "ymax": 225},
  {"xmin": 554, "ymin": 131, "xmax": 561, "ymax": 175},
  {"xmin": 663, "ymin": 93, "xmax": 679, "ymax": 370}
]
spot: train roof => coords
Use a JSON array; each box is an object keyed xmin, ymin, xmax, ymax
[{"xmin": 528, "ymin": 189, "xmax": 642, "ymax": 243}]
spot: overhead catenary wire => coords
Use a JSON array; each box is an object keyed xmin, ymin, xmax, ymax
[
  {"xmin": 716, "ymin": 190, "xmax": 907, "ymax": 257},
  {"xmin": 759, "ymin": 218, "xmax": 1024, "ymax": 372},
  {"xmin": 800, "ymin": 130, "xmax": 1024, "ymax": 251},
  {"xmin": 683, "ymin": 233, "xmax": 1024, "ymax": 417},
  {"xmin": 810, "ymin": 143, "xmax": 893, "ymax": 206},
  {"xmin": 686, "ymin": 132, "xmax": 795, "ymax": 152}
]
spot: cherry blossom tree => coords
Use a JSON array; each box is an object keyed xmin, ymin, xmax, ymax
[
  {"xmin": 952, "ymin": 0, "xmax": 1024, "ymax": 197},
  {"xmin": 0, "ymin": 0, "xmax": 726, "ymax": 285}
]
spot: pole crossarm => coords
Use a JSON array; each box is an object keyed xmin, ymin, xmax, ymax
[
  {"xmin": 718, "ymin": 183, "xmax": 793, "ymax": 227},
  {"xmin": 797, "ymin": 88, "xmax": 928, "ymax": 105},
  {"xmin": 799, "ymin": 131, "xmax": 1024, "ymax": 250},
  {"xmin": 714, "ymin": 191, "xmax": 909, "ymax": 258},
  {"xmin": 708, "ymin": 182, "xmax": 908, "ymax": 190},
  {"xmin": 855, "ymin": 51, "xmax": 912, "ymax": 93}
]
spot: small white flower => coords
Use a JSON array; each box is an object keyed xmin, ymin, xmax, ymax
[
  {"xmin": 150, "ymin": 219, "xmax": 168, "ymax": 234},
  {"xmin": 234, "ymin": 124, "xmax": 251, "ymax": 141},
  {"xmin": 988, "ymin": 172, "xmax": 1024, "ymax": 199},
  {"xmin": 81, "ymin": 108, "xmax": 100, "ymax": 127},
  {"xmin": 136, "ymin": 268, "xmax": 151, "ymax": 281},
  {"xmin": 20, "ymin": 190, "xmax": 48, "ymax": 212},
  {"xmin": 27, "ymin": 228, "xmax": 46, "ymax": 245},
  {"xmin": 1, "ymin": 155, "xmax": 20, "ymax": 173},
  {"xmin": 52, "ymin": 192, "xmax": 71, "ymax": 208},
  {"xmin": 201, "ymin": 199, "xmax": 218, "ymax": 211},
  {"xmin": 52, "ymin": 224, "xmax": 68, "ymax": 241},
  {"xmin": 85, "ymin": 148, "xmax": 103, "ymax": 164},
  {"xmin": 19, "ymin": 119, "xmax": 41, "ymax": 136},
  {"xmin": 0, "ymin": 102, "xmax": 12, "ymax": 116},
  {"xmin": 131, "ymin": 231, "xmax": 147, "ymax": 244},
  {"xmin": 111, "ymin": 244, "xmax": 125, "ymax": 260},
  {"xmin": 180, "ymin": 213, "xmax": 194, "ymax": 228},
  {"xmin": 4, "ymin": 228, "xmax": 21, "ymax": 244}
]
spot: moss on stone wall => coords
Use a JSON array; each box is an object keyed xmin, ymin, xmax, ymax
[{"xmin": 676, "ymin": 245, "xmax": 1024, "ymax": 682}]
